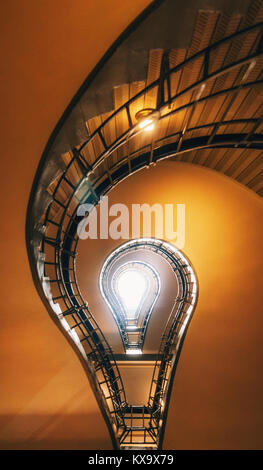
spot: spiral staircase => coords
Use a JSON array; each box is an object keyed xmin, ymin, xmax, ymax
[{"xmin": 26, "ymin": 0, "xmax": 263, "ymax": 449}]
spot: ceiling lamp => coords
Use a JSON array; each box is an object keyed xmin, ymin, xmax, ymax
[{"xmin": 135, "ymin": 108, "xmax": 159, "ymax": 132}]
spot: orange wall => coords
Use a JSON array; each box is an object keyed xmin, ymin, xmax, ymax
[
  {"xmin": 0, "ymin": 0, "xmax": 151, "ymax": 449},
  {"xmin": 161, "ymin": 163, "xmax": 263, "ymax": 449}
]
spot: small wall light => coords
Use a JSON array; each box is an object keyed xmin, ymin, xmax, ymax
[{"xmin": 135, "ymin": 108, "xmax": 159, "ymax": 132}]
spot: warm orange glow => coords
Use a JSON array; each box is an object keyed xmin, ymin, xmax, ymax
[
  {"xmin": 1, "ymin": 0, "xmax": 263, "ymax": 452},
  {"xmin": 138, "ymin": 118, "xmax": 155, "ymax": 131}
]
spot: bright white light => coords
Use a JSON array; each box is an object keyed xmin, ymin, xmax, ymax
[
  {"xmin": 192, "ymin": 284, "xmax": 197, "ymax": 294},
  {"xmin": 116, "ymin": 269, "xmax": 148, "ymax": 318},
  {"xmin": 126, "ymin": 349, "xmax": 142, "ymax": 355},
  {"xmin": 186, "ymin": 304, "xmax": 194, "ymax": 315},
  {"xmin": 138, "ymin": 118, "xmax": 155, "ymax": 132},
  {"xmin": 145, "ymin": 123, "xmax": 155, "ymax": 131}
]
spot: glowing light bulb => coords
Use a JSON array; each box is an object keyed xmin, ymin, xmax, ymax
[
  {"xmin": 135, "ymin": 108, "xmax": 159, "ymax": 132},
  {"xmin": 138, "ymin": 118, "xmax": 155, "ymax": 131},
  {"xmin": 116, "ymin": 269, "xmax": 148, "ymax": 318},
  {"xmin": 126, "ymin": 349, "xmax": 142, "ymax": 355}
]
